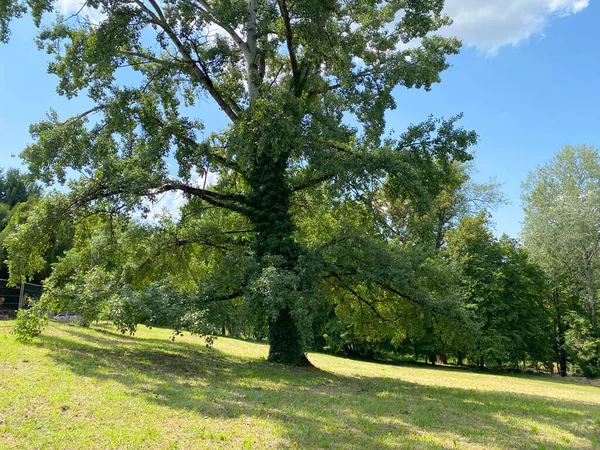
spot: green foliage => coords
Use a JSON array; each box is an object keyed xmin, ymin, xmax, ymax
[
  {"xmin": 302, "ymin": 162, "xmax": 504, "ymax": 363},
  {"xmin": 1, "ymin": 0, "xmax": 478, "ymax": 364},
  {"xmin": 523, "ymin": 144, "xmax": 600, "ymax": 376},
  {"xmin": 3, "ymin": 193, "xmax": 74, "ymax": 283},
  {"xmin": 0, "ymin": 168, "xmax": 45, "ymax": 278},
  {"xmin": 321, "ymin": 316, "xmax": 346, "ymax": 354},
  {"xmin": 565, "ymin": 316, "xmax": 600, "ymax": 378},
  {"xmin": 105, "ymin": 284, "xmax": 219, "ymax": 341},
  {"xmin": 105, "ymin": 291, "xmax": 150, "ymax": 336},
  {"xmin": 385, "ymin": 160, "xmax": 505, "ymax": 249},
  {"xmin": 523, "ymin": 145, "xmax": 600, "ymax": 327},
  {"xmin": 0, "ymin": 169, "xmax": 25, "ymax": 206},
  {"xmin": 12, "ymin": 303, "xmax": 48, "ymax": 341},
  {"xmin": 446, "ymin": 214, "xmax": 552, "ymax": 368}
]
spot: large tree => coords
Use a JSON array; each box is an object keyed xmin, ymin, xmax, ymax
[
  {"xmin": 0, "ymin": 168, "xmax": 36, "ymax": 207},
  {"xmin": 522, "ymin": 145, "xmax": 600, "ymax": 328},
  {"xmin": 319, "ymin": 161, "xmax": 504, "ymax": 362},
  {"xmin": 385, "ymin": 161, "xmax": 505, "ymax": 250},
  {"xmin": 522, "ymin": 144, "xmax": 600, "ymax": 376},
  {"xmin": 1, "ymin": 0, "xmax": 476, "ymax": 364}
]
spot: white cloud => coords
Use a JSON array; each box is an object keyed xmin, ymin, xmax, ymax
[
  {"xmin": 56, "ymin": 0, "xmax": 588, "ymax": 56},
  {"xmin": 58, "ymin": 0, "xmax": 107, "ymax": 24},
  {"xmin": 191, "ymin": 171, "xmax": 220, "ymax": 188},
  {"xmin": 57, "ymin": 0, "xmax": 78, "ymax": 12},
  {"xmin": 149, "ymin": 191, "xmax": 187, "ymax": 219},
  {"xmin": 442, "ymin": 0, "xmax": 589, "ymax": 55}
]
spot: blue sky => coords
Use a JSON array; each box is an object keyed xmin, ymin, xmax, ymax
[{"xmin": 0, "ymin": 0, "xmax": 597, "ymax": 238}]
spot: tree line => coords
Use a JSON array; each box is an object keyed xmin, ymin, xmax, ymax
[{"xmin": 3, "ymin": 146, "xmax": 600, "ymax": 377}]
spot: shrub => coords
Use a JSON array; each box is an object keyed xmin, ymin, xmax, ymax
[{"xmin": 13, "ymin": 306, "xmax": 48, "ymax": 341}]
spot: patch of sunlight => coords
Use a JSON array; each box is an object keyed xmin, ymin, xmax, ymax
[{"xmin": 493, "ymin": 414, "xmax": 588, "ymax": 449}]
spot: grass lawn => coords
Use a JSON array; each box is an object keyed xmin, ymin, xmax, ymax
[{"xmin": 1, "ymin": 322, "xmax": 599, "ymax": 449}]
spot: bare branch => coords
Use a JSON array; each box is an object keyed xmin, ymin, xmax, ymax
[
  {"xmin": 268, "ymin": 63, "xmax": 285, "ymax": 91},
  {"xmin": 62, "ymin": 105, "xmax": 105, "ymax": 125}
]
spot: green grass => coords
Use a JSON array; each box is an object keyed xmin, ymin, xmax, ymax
[{"xmin": 1, "ymin": 322, "xmax": 599, "ymax": 449}]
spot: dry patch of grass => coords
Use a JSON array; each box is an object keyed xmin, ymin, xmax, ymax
[{"xmin": 1, "ymin": 321, "xmax": 599, "ymax": 449}]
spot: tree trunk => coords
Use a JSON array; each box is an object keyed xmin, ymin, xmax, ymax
[
  {"xmin": 557, "ymin": 323, "xmax": 567, "ymax": 377},
  {"xmin": 268, "ymin": 306, "xmax": 310, "ymax": 365},
  {"xmin": 247, "ymin": 154, "xmax": 298, "ymax": 262},
  {"xmin": 247, "ymin": 153, "xmax": 307, "ymax": 366},
  {"xmin": 583, "ymin": 248, "xmax": 596, "ymax": 329},
  {"xmin": 582, "ymin": 248, "xmax": 597, "ymax": 329},
  {"xmin": 553, "ymin": 288, "xmax": 568, "ymax": 377},
  {"xmin": 436, "ymin": 353, "xmax": 448, "ymax": 365}
]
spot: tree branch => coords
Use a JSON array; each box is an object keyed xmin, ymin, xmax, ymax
[
  {"xmin": 331, "ymin": 273, "xmax": 390, "ymax": 323},
  {"xmin": 246, "ymin": 0, "xmax": 259, "ymax": 101},
  {"xmin": 167, "ymin": 124, "xmax": 241, "ymax": 173},
  {"xmin": 307, "ymin": 69, "xmax": 381, "ymax": 97},
  {"xmin": 201, "ymin": 289, "xmax": 244, "ymax": 304},
  {"xmin": 66, "ymin": 177, "xmax": 248, "ymax": 216},
  {"xmin": 62, "ymin": 105, "xmax": 105, "ymax": 125},
  {"xmin": 375, "ymin": 281, "xmax": 420, "ymax": 305},
  {"xmin": 133, "ymin": 0, "xmax": 239, "ymax": 121},
  {"xmin": 195, "ymin": 0, "xmax": 250, "ymax": 58},
  {"xmin": 277, "ymin": 0, "xmax": 299, "ymax": 80},
  {"xmin": 159, "ymin": 181, "xmax": 248, "ymax": 213},
  {"xmin": 291, "ymin": 174, "xmax": 334, "ymax": 193}
]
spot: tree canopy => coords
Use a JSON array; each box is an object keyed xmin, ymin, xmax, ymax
[
  {"xmin": 446, "ymin": 214, "xmax": 551, "ymax": 369},
  {"xmin": 2, "ymin": 0, "xmax": 478, "ymax": 364},
  {"xmin": 0, "ymin": 168, "xmax": 43, "ymax": 279}
]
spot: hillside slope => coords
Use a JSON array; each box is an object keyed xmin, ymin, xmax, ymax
[{"xmin": 1, "ymin": 322, "xmax": 599, "ymax": 449}]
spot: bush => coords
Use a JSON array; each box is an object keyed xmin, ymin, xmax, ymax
[{"xmin": 13, "ymin": 307, "xmax": 48, "ymax": 341}]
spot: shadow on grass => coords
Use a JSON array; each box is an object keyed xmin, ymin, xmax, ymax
[{"xmin": 34, "ymin": 325, "xmax": 600, "ymax": 450}]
